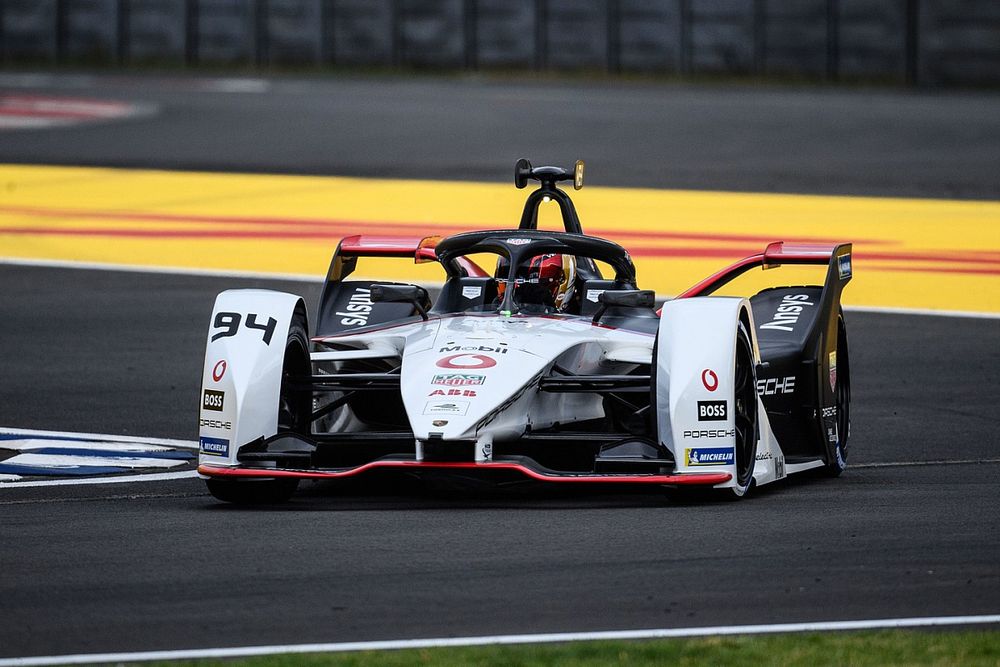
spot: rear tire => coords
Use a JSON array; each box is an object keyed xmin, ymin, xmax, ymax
[
  {"xmin": 824, "ymin": 311, "xmax": 851, "ymax": 476},
  {"xmin": 206, "ymin": 309, "xmax": 310, "ymax": 504}
]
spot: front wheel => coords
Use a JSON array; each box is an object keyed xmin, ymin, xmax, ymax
[
  {"xmin": 718, "ymin": 320, "xmax": 758, "ymax": 499},
  {"xmin": 206, "ymin": 309, "xmax": 311, "ymax": 505}
]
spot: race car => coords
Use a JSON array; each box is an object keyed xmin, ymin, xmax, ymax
[{"xmin": 197, "ymin": 159, "xmax": 852, "ymax": 503}]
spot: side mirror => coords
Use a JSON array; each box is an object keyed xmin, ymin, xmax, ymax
[
  {"xmin": 371, "ymin": 284, "xmax": 430, "ymax": 321},
  {"xmin": 593, "ymin": 289, "xmax": 655, "ymax": 323},
  {"xmin": 573, "ymin": 160, "xmax": 585, "ymax": 190}
]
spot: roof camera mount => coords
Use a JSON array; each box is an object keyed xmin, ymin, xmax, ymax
[{"xmin": 515, "ymin": 158, "xmax": 586, "ymax": 234}]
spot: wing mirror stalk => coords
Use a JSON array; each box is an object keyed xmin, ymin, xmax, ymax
[
  {"xmin": 371, "ymin": 284, "xmax": 430, "ymax": 321},
  {"xmin": 593, "ymin": 290, "xmax": 655, "ymax": 324}
]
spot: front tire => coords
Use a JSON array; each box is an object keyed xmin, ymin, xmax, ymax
[
  {"xmin": 206, "ymin": 309, "xmax": 310, "ymax": 504},
  {"xmin": 720, "ymin": 320, "xmax": 758, "ymax": 498}
]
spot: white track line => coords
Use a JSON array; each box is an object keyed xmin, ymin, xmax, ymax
[
  {"xmin": 1, "ymin": 614, "xmax": 997, "ymax": 666},
  {"xmin": 0, "ymin": 470, "xmax": 199, "ymax": 489},
  {"xmin": 3, "ymin": 256, "xmax": 998, "ymax": 320},
  {"xmin": 0, "ymin": 427, "xmax": 198, "ymax": 450}
]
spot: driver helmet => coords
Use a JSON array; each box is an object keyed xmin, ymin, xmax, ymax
[{"xmin": 496, "ymin": 253, "xmax": 577, "ymax": 310}]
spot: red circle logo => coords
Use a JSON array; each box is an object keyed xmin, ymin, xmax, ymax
[
  {"xmin": 212, "ymin": 360, "xmax": 227, "ymax": 382},
  {"xmin": 701, "ymin": 369, "xmax": 718, "ymax": 391},
  {"xmin": 436, "ymin": 354, "xmax": 497, "ymax": 369}
]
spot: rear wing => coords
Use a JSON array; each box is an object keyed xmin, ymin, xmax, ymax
[
  {"xmin": 324, "ymin": 234, "xmax": 487, "ymax": 283},
  {"xmin": 678, "ymin": 242, "xmax": 852, "ymax": 299}
]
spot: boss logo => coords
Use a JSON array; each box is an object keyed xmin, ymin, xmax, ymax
[
  {"xmin": 202, "ymin": 389, "xmax": 224, "ymax": 412},
  {"xmin": 697, "ymin": 400, "xmax": 727, "ymax": 421}
]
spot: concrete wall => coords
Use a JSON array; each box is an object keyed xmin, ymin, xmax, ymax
[{"xmin": 1, "ymin": 0, "xmax": 997, "ymax": 86}]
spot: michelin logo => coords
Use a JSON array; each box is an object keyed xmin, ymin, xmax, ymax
[
  {"xmin": 199, "ymin": 436, "xmax": 229, "ymax": 457},
  {"xmin": 686, "ymin": 447, "xmax": 735, "ymax": 466}
]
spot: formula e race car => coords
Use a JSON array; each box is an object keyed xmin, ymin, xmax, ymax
[{"xmin": 197, "ymin": 160, "xmax": 852, "ymax": 503}]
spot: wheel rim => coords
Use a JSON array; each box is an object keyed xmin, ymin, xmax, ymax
[{"xmin": 733, "ymin": 326, "xmax": 757, "ymax": 488}]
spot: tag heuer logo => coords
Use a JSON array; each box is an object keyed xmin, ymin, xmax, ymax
[{"xmin": 432, "ymin": 373, "xmax": 485, "ymax": 386}]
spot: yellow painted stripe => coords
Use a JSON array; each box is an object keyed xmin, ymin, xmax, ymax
[{"xmin": 1, "ymin": 164, "xmax": 998, "ymax": 314}]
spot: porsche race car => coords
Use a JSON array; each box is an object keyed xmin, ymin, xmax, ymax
[{"xmin": 197, "ymin": 160, "xmax": 852, "ymax": 503}]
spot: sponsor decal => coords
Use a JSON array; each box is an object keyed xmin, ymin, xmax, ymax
[
  {"xmin": 436, "ymin": 353, "xmax": 497, "ymax": 369},
  {"xmin": 827, "ymin": 424, "xmax": 839, "ymax": 443},
  {"xmin": 338, "ymin": 287, "xmax": 373, "ymax": 327},
  {"xmin": 424, "ymin": 401, "xmax": 470, "ymax": 416},
  {"xmin": 760, "ymin": 294, "xmax": 814, "ymax": 332},
  {"xmin": 212, "ymin": 359, "xmax": 227, "ymax": 382},
  {"xmin": 697, "ymin": 400, "xmax": 727, "ymax": 421},
  {"xmin": 829, "ymin": 351, "xmax": 838, "ymax": 391},
  {"xmin": 199, "ymin": 436, "xmax": 229, "ymax": 457},
  {"xmin": 682, "ymin": 428, "xmax": 735, "ymax": 439},
  {"xmin": 481, "ymin": 441, "xmax": 493, "ymax": 460},
  {"xmin": 432, "ymin": 419, "xmax": 449, "ymax": 427},
  {"xmin": 776, "ymin": 455, "xmax": 785, "ymax": 478},
  {"xmin": 757, "ymin": 376, "xmax": 795, "ymax": 396},
  {"xmin": 431, "ymin": 373, "xmax": 485, "ymax": 386},
  {"xmin": 585, "ymin": 289, "xmax": 605, "ymax": 303},
  {"xmin": 506, "ymin": 237, "xmax": 531, "ymax": 245},
  {"xmin": 200, "ymin": 418, "xmax": 232, "ymax": 430},
  {"xmin": 686, "ymin": 447, "xmax": 735, "ymax": 466},
  {"xmin": 821, "ymin": 406, "xmax": 837, "ymax": 418},
  {"xmin": 838, "ymin": 254, "xmax": 852, "ymax": 279},
  {"xmin": 202, "ymin": 389, "xmax": 225, "ymax": 412},
  {"xmin": 461, "ymin": 285, "xmax": 483, "ymax": 299},
  {"xmin": 429, "ymin": 389, "xmax": 478, "ymax": 397},
  {"xmin": 756, "ymin": 451, "xmax": 773, "ymax": 461},
  {"xmin": 701, "ymin": 369, "xmax": 718, "ymax": 392},
  {"xmin": 438, "ymin": 344, "xmax": 508, "ymax": 354}
]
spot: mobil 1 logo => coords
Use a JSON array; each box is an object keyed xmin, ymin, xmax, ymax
[{"xmin": 697, "ymin": 400, "xmax": 727, "ymax": 421}]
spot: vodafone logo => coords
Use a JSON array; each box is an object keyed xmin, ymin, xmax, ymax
[
  {"xmin": 436, "ymin": 354, "xmax": 497, "ymax": 369},
  {"xmin": 701, "ymin": 369, "xmax": 718, "ymax": 392},
  {"xmin": 212, "ymin": 360, "xmax": 227, "ymax": 382}
]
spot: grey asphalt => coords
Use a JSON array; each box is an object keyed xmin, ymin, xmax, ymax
[{"xmin": 0, "ymin": 72, "xmax": 998, "ymax": 658}]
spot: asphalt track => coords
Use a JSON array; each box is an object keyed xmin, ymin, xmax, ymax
[{"xmin": 0, "ymin": 73, "xmax": 998, "ymax": 659}]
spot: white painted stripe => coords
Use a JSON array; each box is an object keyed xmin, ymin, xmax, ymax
[
  {"xmin": 0, "ymin": 257, "xmax": 324, "ymax": 284},
  {"xmin": 3, "ymin": 438, "xmax": 176, "ymax": 453},
  {"xmin": 0, "ymin": 427, "xmax": 198, "ymax": 450},
  {"xmin": 0, "ymin": 474, "xmax": 20, "ymax": 482},
  {"xmin": 0, "ymin": 614, "xmax": 997, "ymax": 666},
  {"xmin": 3, "ymin": 453, "xmax": 186, "ymax": 470},
  {"xmin": 841, "ymin": 304, "xmax": 1000, "ymax": 319},
  {"xmin": 0, "ymin": 470, "xmax": 199, "ymax": 489},
  {"xmin": 2, "ymin": 257, "xmax": 998, "ymax": 319}
]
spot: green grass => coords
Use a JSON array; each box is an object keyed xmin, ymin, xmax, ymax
[{"xmin": 149, "ymin": 629, "xmax": 1000, "ymax": 666}]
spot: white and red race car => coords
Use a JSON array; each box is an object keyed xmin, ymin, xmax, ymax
[{"xmin": 197, "ymin": 160, "xmax": 852, "ymax": 503}]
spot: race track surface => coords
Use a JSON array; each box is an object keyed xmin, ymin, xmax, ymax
[{"xmin": 0, "ymin": 73, "xmax": 998, "ymax": 658}]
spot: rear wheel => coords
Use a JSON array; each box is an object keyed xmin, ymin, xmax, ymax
[
  {"xmin": 824, "ymin": 312, "xmax": 851, "ymax": 476},
  {"xmin": 206, "ymin": 310, "xmax": 309, "ymax": 504}
]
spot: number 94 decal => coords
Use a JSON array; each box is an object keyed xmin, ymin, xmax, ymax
[{"xmin": 212, "ymin": 312, "xmax": 278, "ymax": 345}]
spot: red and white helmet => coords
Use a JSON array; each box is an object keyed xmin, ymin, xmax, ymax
[{"xmin": 496, "ymin": 253, "xmax": 576, "ymax": 310}]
